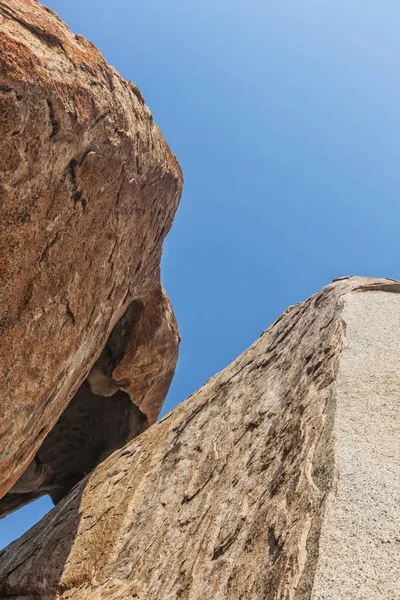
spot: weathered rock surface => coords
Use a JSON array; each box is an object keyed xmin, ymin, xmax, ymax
[
  {"xmin": 0, "ymin": 0, "xmax": 182, "ymax": 500},
  {"xmin": 1, "ymin": 277, "xmax": 398, "ymax": 599}
]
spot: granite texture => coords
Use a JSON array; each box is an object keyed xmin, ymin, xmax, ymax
[
  {"xmin": 0, "ymin": 0, "xmax": 182, "ymax": 500},
  {"xmin": 1, "ymin": 277, "xmax": 398, "ymax": 599}
]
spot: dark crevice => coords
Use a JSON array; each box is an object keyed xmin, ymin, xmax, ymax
[
  {"xmin": 94, "ymin": 111, "xmax": 110, "ymax": 124},
  {"xmin": 78, "ymin": 148, "xmax": 94, "ymax": 166},
  {"xmin": 37, "ymin": 385, "xmax": 147, "ymax": 505},
  {"xmin": 39, "ymin": 231, "xmax": 62, "ymax": 264},
  {"xmin": 268, "ymin": 525, "xmax": 283, "ymax": 559},
  {"xmin": 0, "ymin": 299, "xmax": 145, "ymax": 519},
  {"xmin": 67, "ymin": 158, "xmax": 87, "ymax": 211},
  {"xmin": 67, "ymin": 158, "xmax": 78, "ymax": 189},
  {"xmin": 87, "ymin": 300, "xmax": 143, "ymax": 396},
  {"xmin": 46, "ymin": 99, "xmax": 60, "ymax": 138},
  {"xmin": 61, "ymin": 297, "xmax": 76, "ymax": 325},
  {"xmin": 354, "ymin": 281, "xmax": 400, "ymax": 294},
  {"xmin": 211, "ymin": 520, "xmax": 245, "ymax": 561}
]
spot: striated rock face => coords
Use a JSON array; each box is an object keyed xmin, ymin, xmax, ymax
[
  {"xmin": 1, "ymin": 277, "xmax": 399, "ymax": 599},
  {"xmin": 0, "ymin": 0, "xmax": 182, "ymax": 501},
  {"xmin": 0, "ymin": 286, "xmax": 179, "ymax": 516}
]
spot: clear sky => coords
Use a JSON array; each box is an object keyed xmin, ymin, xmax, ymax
[{"xmin": 2, "ymin": 0, "xmax": 400, "ymax": 548}]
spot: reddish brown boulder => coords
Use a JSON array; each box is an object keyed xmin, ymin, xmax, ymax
[{"xmin": 0, "ymin": 0, "xmax": 182, "ymax": 499}]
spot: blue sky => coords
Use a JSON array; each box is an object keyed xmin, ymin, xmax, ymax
[{"xmin": 2, "ymin": 0, "xmax": 400, "ymax": 548}]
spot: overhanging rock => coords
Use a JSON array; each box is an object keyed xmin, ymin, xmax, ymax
[
  {"xmin": 0, "ymin": 277, "xmax": 398, "ymax": 599},
  {"xmin": 0, "ymin": 0, "xmax": 182, "ymax": 500}
]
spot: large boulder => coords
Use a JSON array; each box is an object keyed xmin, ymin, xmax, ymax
[
  {"xmin": 1, "ymin": 277, "xmax": 398, "ymax": 599},
  {"xmin": 0, "ymin": 285, "xmax": 179, "ymax": 515},
  {"xmin": 0, "ymin": 0, "xmax": 182, "ymax": 500}
]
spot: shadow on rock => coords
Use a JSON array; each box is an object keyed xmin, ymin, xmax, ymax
[{"xmin": 0, "ymin": 482, "xmax": 85, "ymax": 598}]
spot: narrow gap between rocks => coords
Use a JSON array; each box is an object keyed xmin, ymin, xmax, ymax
[{"xmin": 0, "ymin": 300, "xmax": 146, "ymax": 537}]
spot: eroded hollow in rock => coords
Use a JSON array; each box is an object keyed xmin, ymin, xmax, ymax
[
  {"xmin": 0, "ymin": 300, "xmax": 147, "ymax": 518},
  {"xmin": 86, "ymin": 300, "xmax": 144, "ymax": 397}
]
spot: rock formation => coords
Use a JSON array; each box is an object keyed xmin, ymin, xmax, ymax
[
  {"xmin": 0, "ymin": 0, "xmax": 182, "ymax": 505},
  {"xmin": 1, "ymin": 2, "xmax": 399, "ymax": 598},
  {"xmin": 0, "ymin": 276, "xmax": 399, "ymax": 599}
]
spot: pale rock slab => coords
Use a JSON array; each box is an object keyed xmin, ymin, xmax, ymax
[
  {"xmin": 311, "ymin": 288, "xmax": 400, "ymax": 600},
  {"xmin": 0, "ymin": 277, "xmax": 398, "ymax": 599}
]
